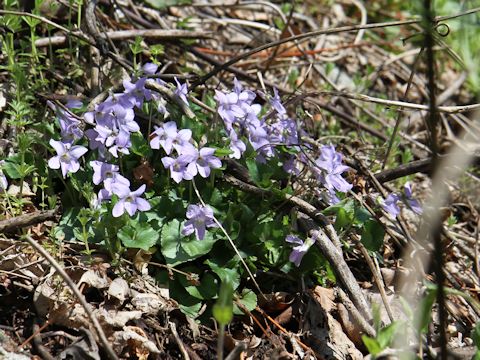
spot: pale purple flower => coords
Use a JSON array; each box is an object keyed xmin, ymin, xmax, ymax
[
  {"xmin": 403, "ymin": 182, "xmax": 423, "ymax": 214},
  {"xmin": 111, "ymin": 183, "xmax": 151, "ymax": 217},
  {"xmin": 182, "ymin": 204, "xmax": 218, "ymax": 240},
  {"xmin": 150, "ymin": 121, "xmax": 177, "ymax": 154},
  {"xmin": 161, "ymin": 153, "xmax": 197, "ymax": 183},
  {"xmin": 142, "ymin": 62, "xmax": 158, "ymax": 75},
  {"xmin": 84, "ymin": 94, "xmax": 130, "ymax": 126},
  {"xmin": 122, "ymin": 77, "xmax": 152, "ymax": 108},
  {"xmin": 382, "ymin": 193, "xmax": 401, "ymax": 218},
  {"xmin": 174, "ymin": 77, "xmax": 189, "ymax": 105},
  {"xmin": 215, "ymin": 78, "xmax": 260, "ymax": 130},
  {"xmin": 382, "ymin": 182, "xmax": 422, "ymax": 218},
  {"xmin": 270, "ymin": 88, "xmax": 286, "ymax": 116},
  {"xmin": 48, "ymin": 139, "xmax": 88, "ymax": 178},
  {"xmin": 191, "ymin": 147, "xmax": 222, "ymax": 178},
  {"xmin": 269, "ymin": 118, "xmax": 298, "ymax": 146},
  {"xmin": 47, "ymin": 101, "xmax": 83, "ymax": 143},
  {"xmin": 285, "ymin": 235, "xmax": 315, "ymax": 267},
  {"xmin": 85, "ymin": 129, "xmax": 110, "ymax": 160},
  {"xmin": 283, "ymin": 156, "xmax": 300, "ymax": 175},
  {"xmin": 228, "ymin": 130, "xmax": 246, "ymax": 159},
  {"xmin": 90, "ymin": 161, "xmax": 119, "ymax": 185},
  {"xmin": 233, "ymin": 78, "xmax": 256, "ymax": 103},
  {"xmin": 315, "ymin": 145, "xmax": 352, "ymax": 194},
  {"xmin": 214, "ymin": 90, "xmax": 246, "ymax": 127},
  {"xmin": 150, "ymin": 121, "xmax": 191, "ymax": 154}
]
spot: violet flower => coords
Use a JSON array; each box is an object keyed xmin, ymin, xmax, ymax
[
  {"xmin": 270, "ymin": 88, "xmax": 287, "ymax": 116},
  {"xmin": 150, "ymin": 121, "xmax": 192, "ymax": 155},
  {"xmin": 214, "ymin": 90, "xmax": 246, "ymax": 128},
  {"xmin": 382, "ymin": 193, "xmax": 401, "ymax": 218},
  {"xmin": 47, "ymin": 101, "xmax": 83, "ymax": 143},
  {"xmin": 382, "ymin": 182, "xmax": 422, "ymax": 218},
  {"xmin": 161, "ymin": 153, "xmax": 197, "ymax": 183},
  {"xmin": 285, "ymin": 235, "xmax": 315, "ymax": 267},
  {"xmin": 174, "ymin": 77, "xmax": 189, "ymax": 105},
  {"xmin": 90, "ymin": 161, "xmax": 119, "ymax": 185},
  {"xmin": 191, "ymin": 147, "xmax": 222, "ymax": 178},
  {"xmin": 48, "ymin": 139, "xmax": 88, "ymax": 178},
  {"xmin": 182, "ymin": 204, "xmax": 218, "ymax": 240},
  {"xmin": 315, "ymin": 145, "xmax": 352, "ymax": 194},
  {"xmin": 111, "ymin": 183, "xmax": 151, "ymax": 217},
  {"xmin": 142, "ymin": 62, "xmax": 158, "ymax": 75},
  {"xmin": 228, "ymin": 130, "xmax": 246, "ymax": 159},
  {"xmin": 403, "ymin": 182, "xmax": 423, "ymax": 214},
  {"xmin": 122, "ymin": 77, "xmax": 152, "ymax": 109}
]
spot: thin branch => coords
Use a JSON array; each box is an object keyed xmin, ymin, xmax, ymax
[
  {"xmin": 0, "ymin": 208, "xmax": 58, "ymax": 233},
  {"xmin": 314, "ymin": 91, "xmax": 480, "ymax": 114},
  {"xmin": 423, "ymin": 1, "xmax": 446, "ymax": 358},
  {"xmin": 34, "ymin": 29, "xmax": 213, "ymax": 48}
]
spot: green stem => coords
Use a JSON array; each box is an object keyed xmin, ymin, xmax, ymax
[{"xmin": 217, "ymin": 325, "xmax": 224, "ymax": 360}]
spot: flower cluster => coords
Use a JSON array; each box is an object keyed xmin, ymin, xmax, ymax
[
  {"xmin": 182, "ymin": 204, "xmax": 219, "ymax": 240},
  {"xmin": 382, "ymin": 182, "xmax": 422, "ymax": 218},
  {"xmin": 213, "ymin": 79, "xmax": 353, "ymax": 204},
  {"xmin": 47, "ymin": 63, "xmax": 177, "ymax": 217},
  {"xmin": 214, "ymin": 78, "xmax": 299, "ymax": 163},
  {"xmin": 150, "ymin": 121, "xmax": 222, "ymax": 183},
  {"xmin": 285, "ymin": 235, "xmax": 316, "ymax": 267}
]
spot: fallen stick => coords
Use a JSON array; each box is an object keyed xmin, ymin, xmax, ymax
[
  {"xmin": 0, "ymin": 208, "xmax": 58, "ymax": 233},
  {"xmin": 297, "ymin": 212, "xmax": 373, "ymax": 321}
]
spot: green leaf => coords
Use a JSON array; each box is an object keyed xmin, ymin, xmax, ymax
[
  {"xmin": 416, "ymin": 288, "xmax": 437, "ymax": 334},
  {"xmin": 214, "ymin": 148, "xmax": 233, "ymax": 157},
  {"xmin": 118, "ymin": 222, "xmax": 159, "ymax": 251},
  {"xmin": 362, "ymin": 335, "xmax": 382, "ymax": 356},
  {"xmin": 233, "ymin": 288, "xmax": 257, "ymax": 315},
  {"xmin": 361, "ymin": 220, "xmax": 385, "ymax": 252},
  {"xmin": 183, "ymin": 272, "xmax": 218, "ymax": 300},
  {"xmin": 159, "ymin": 219, "xmax": 189, "ymax": 265},
  {"xmin": 377, "ymin": 321, "xmax": 402, "ymax": 349},
  {"xmin": 472, "ymin": 322, "xmax": 480, "ymax": 346},
  {"xmin": 130, "ymin": 132, "xmax": 151, "ymax": 157},
  {"xmin": 334, "ymin": 208, "xmax": 350, "ymax": 229},
  {"xmin": 2, "ymin": 159, "xmax": 21, "ymax": 179},
  {"xmin": 323, "ymin": 198, "xmax": 354, "ymax": 216},
  {"xmin": 179, "ymin": 301, "xmax": 202, "ymax": 318},
  {"xmin": 246, "ymin": 159, "xmax": 260, "ymax": 184},
  {"xmin": 205, "ymin": 259, "xmax": 241, "ymax": 290},
  {"xmin": 160, "ymin": 219, "xmax": 218, "ymax": 266},
  {"xmin": 354, "ymin": 206, "xmax": 372, "ymax": 225},
  {"xmin": 182, "ymin": 231, "xmax": 218, "ymax": 257}
]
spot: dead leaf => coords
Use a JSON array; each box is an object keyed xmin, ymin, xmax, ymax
[
  {"xmin": 107, "ymin": 277, "xmax": 130, "ymax": 304},
  {"xmin": 96, "ymin": 308, "xmax": 142, "ymax": 328},
  {"xmin": 78, "ymin": 270, "xmax": 109, "ymax": 289},
  {"xmin": 133, "ymin": 160, "xmax": 154, "ymax": 187},
  {"xmin": 113, "ymin": 326, "xmax": 160, "ymax": 358},
  {"xmin": 131, "ymin": 293, "xmax": 166, "ymax": 315}
]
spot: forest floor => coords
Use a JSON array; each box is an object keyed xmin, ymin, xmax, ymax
[{"xmin": 1, "ymin": 0, "xmax": 480, "ymax": 359}]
